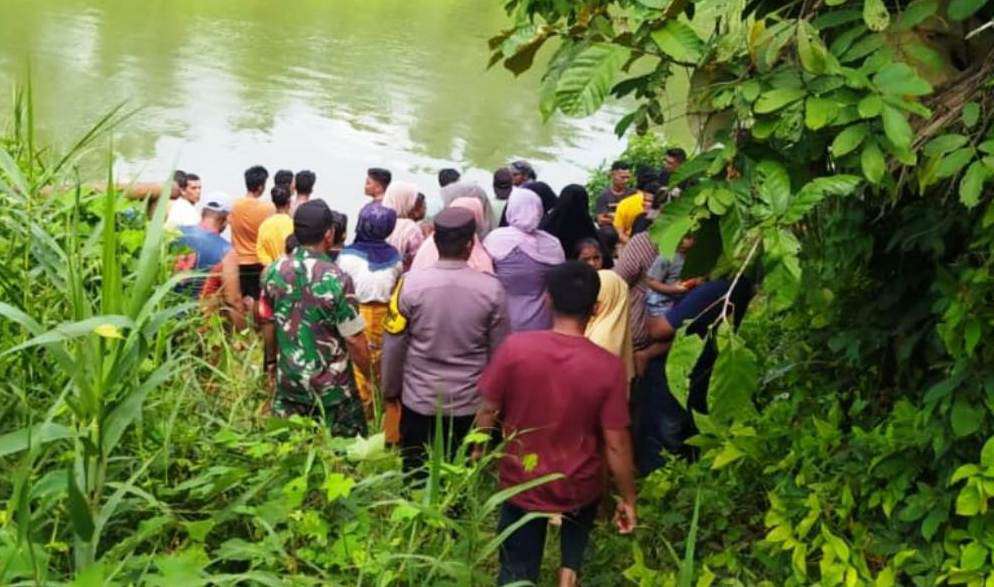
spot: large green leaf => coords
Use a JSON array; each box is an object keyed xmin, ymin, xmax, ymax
[
  {"xmin": 67, "ymin": 468, "xmax": 95, "ymax": 542},
  {"xmin": 935, "ymin": 147, "xmax": 977, "ymax": 180},
  {"xmin": 554, "ymin": 44, "xmax": 630, "ymax": 117},
  {"xmin": 806, "ymin": 96, "xmax": 839, "ymax": 129},
  {"xmin": 924, "ymin": 134, "xmax": 969, "ymax": 157},
  {"xmin": 863, "ymin": 0, "xmax": 891, "ymax": 31},
  {"xmin": 756, "ymin": 160, "xmax": 792, "ymax": 214},
  {"xmin": 708, "ymin": 325, "xmax": 759, "ymax": 423},
  {"xmin": 754, "ymin": 88, "xmax": 807, "ymax": 114},
  {"xmin": 0, "ymin": 423, "xmax": 73, "ymax": 458},
  {"xmin": 665, "ymin": 330, "xmax": 706, "ymax": 410},
  {"xmin": 960, "ymin": 161, "xmax": 992, "ymax": 208},
  {"xmin": 881, "ymin": 105, "xmax": 913, "ymax": 150},
  {"xmin": 873, "ymin": 63, "xmax": 932, "ymax": 96},
  {"xmin": 861, "ymin": 139, "xmax": 886, "ymax": 184},
  {"xmin": 830, "ymin": 124, "xmax": 868, "ymax": 157},
  {"xmin": 650, "ymin": 194, "xmax": 699, "ymax": 257},
  {"xmin": 796, "ymin": 22, "xmax": 828, "ymax": 74},
  {"xmin": 651, "ymin": 19, "xmax": 704, "ymax": 62},
  {"xmin": 951, "ymin": 399, "xmax": 984, "ymax": 437},
  {"xmin": 784, "ymin": 175, "xmax": 862, "ymax": 222},
  {"xmin": 948, "ymin": 0, "xmax": 987, "ymax": 21}
]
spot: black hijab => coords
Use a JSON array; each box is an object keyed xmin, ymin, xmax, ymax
[
  {"xmin": 540, "ymin": 184, "xmax": 598, "ymax": 259},
  {"xmin": 498, "ymin": 180, "xmax": 559, "ymax": 227}
]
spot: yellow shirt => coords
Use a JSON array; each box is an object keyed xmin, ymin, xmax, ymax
[
  {"xmin": 256, "ymin": 213, "xmax": 294, "ymax": 266},
  {"xmin": 613, "ymin": 191, "xmax": 647, "ymax": 237}
]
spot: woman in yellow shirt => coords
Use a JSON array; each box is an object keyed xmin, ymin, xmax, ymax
[
  {"xmin": 256, "ymin": 186, "xmax": 295, "ymax": 266},
  {"xmin": 613, "ymin": 190, "xmax": 650, "ymax": 243}
]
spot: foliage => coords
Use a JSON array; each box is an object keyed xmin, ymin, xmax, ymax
[{"xmin": 494, "ymin": 0, "xmax": 994, "ymax": 583}]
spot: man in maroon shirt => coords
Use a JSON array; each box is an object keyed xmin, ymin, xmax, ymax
[{"xmin": 475, "ymin": 261, "xmax": 638, "ymax": 586}]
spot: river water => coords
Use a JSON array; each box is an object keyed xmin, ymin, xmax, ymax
[{"xmin": 0, "ymin": 0, "xmax": 632, "ymax": 219}]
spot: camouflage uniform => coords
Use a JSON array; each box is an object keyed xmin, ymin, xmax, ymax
[{"xmin": 261, "ymin": 247, "xmax": 368, "ymax": 437}]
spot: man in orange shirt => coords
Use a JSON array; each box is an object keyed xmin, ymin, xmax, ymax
[{"xmin": 230, "ymin": 165, "xmax": 274, "ymax": 300}]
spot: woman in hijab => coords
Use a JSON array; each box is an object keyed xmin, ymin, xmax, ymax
[
  {"xmin": 541, "ymin": 184, "xmax": 599, "ymax": 262},
  {"xmin": 440, "ymin": 181, "xmax": 497, "ymax": 237},
  {"xmin": 338, "ymin": 202, "xmax": 403, "ymax": 421},
  {"xmin": 382, "ymin": 181, "xmax": 426, "ymax": 271},
  {"xmin": 483, "ymin": 188, "xmax": 565, "ymax": 332},
  {"xmin": 411, "ymin": 197, "xmax": 494, "ymax": 274},
  {"xmin": 585, "ymin": 270, "xmax": 634, "ymax": 383},
  {"xmin": 498, "ymin": 180, "xmax": 558, "ymax": 227}
]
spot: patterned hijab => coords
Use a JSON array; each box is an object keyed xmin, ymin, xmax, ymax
[{"xmin": 343, "ymin": 202, "xmax": 401, "ymax": 270}]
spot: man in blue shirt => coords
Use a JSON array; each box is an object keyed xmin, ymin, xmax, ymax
[{"xmin": 173, "ymin": 196, "xmax": 232, "ymax": 297}]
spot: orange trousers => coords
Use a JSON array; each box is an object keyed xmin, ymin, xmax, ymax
[{"xmin": 352, "ymin": 303, "xmax": 400, "ymax": 443}]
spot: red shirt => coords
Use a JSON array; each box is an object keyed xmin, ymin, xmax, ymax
[{"xmin": 479, "ymin": 330, "xmax": 629, "ymax": 512}]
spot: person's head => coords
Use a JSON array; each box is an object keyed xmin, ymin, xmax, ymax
[
  {"xmin": 365, "ymin": 167, "xmax": 392, "ymax": 198},
  {"xmin": 329, "ymin": 210, "xmax": 348, "ymax": 247},
  {"xmin": 244, "ymin": 165, "xmax": 269, "ymax": 196},
  {"xmin": 493, "ymin": 167, "xmax": 514, "ymax": 200},
  {"xmin": 200, "ymin": 195, "xmax": 231, "ymax": 232},
  {"xmin": 433, "ymin": 207, "xmax": 476, "ymax": 261},
  {"xmin": 664, "ymin": 148, "xmax": 687, "ymax": 173},
  {"xmin": 295, "ymin": 170, "xmax": 316, "ymax": 196},
  {"xmin": 271, "ymin": 185, "xmax": 292, "ymax": 211},
  {"xmin": 610, "ymin": 160, "xmax": 631, "ymax": 190},
  {"xmin": 355, "ymin": 202, "xmax": 398, "ymax": 245},
  {"xmin": 274, "ymin": 169, "xmax": 295, "ymax": 193},
  {"xmin": 678, "ymin": 233, "xmax": 696, "ymax": 254},
  {"xmin": 506, "ymin": 188, "xmax": 544, "ymax": 233},
  {"xmin": 635, "ymin": 167, "xmax": 659, "ymax": 192},
  {"xmin": 382, "ymin": 181, "xmax": 420, "ymax": 219},
  {"xmin": 522, "ymin": 180, "xmax": 558, "ymax": 213},
  {"xmin": 171, "ymin": 170, "xmax": 187, "ymax": 200},
  {"xmin": 183, "ymin": 173, "xmax": 202, "ymax": 204},
  {"xmin": 509, "ymin": 160, "xmax": 536, "ymax": 186},
  {"xmin": 547, "ymin": 261, "xmax": 600, "ymax": 322},
  {"xmin": 598, "ymin": 225, "xmax": 620, "ymax": 255},
  {"xmin": 438, "ymin": 168, "xmax": 461, "ymax": 188},
  {"xmin": 411, "ymin": 192, "xmax": 427, "ymax": 222},
  {"xmin": 575, "ymin": 238, "xmax": 604, "ymax": 270},
  {"xmin": 294, "ymin": 199, "xmax": 335, "ymax": 251}
]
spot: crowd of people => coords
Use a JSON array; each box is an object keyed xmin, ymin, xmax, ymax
[{"xmin": 162, "ymin": 153, "xmax": 753, "ymax": 586}]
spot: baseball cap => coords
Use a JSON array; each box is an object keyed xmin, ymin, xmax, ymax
[
  {"xmin": 294, "ymin": 199, "xmax": 334, "ymax": 245},
  {"xmin": 202, "ymin": 192, "xmax": 231, "ymax": 213},
  {"xmin": 493, "ymin": 167, "xmax": 513, "ymax": 200}
]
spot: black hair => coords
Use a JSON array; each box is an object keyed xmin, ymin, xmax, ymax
[
  {"xmin": 438, "ymin": 168, "xmax": 461, "ymax": 188},
  {"xmin": 295, "ymin": 170, "xmax": 316, "ymax": 195},
  {"xmin": 274, "ymin": 169, "xmax": 294, "ymax": 188},
  {"xmin": 174, "ymin": 170, "xmax": 188, "ymax": 189},
  {"xmin": 329, "ymin": 210, "xmax": 348, "ymax": 246},
  {"xmin": 285, "ymin": 234, "xmax": 299, "ymax": 255},
  {"xmin": 244, "ymin": 165, "xmax": 269, "ymax": 193},
  {"xmin": 367, "ymin": 168, "xmax": 392, "ymax": 190},
  {"xmin": 610, "ymin": 160, "xmax": 631, "ymax": 172},
  {"xmin": 575, "ymin": 237, "xmax": 603, "ymax": 257},
  {"xmin": 271, "ymin": 185, "xmax": 292, "ymax": 208},
  {"xmin": 185, "ymin": 173, "xmax": 200, "ymax": 183},
  {"xmin": 632, "ymin": 213, "xmax": 653, "ymax": 236},
  {"xmin": 435, "ymin": 221, "xmax": 475, "ymax": 259},
  {"xmin": 666, "ymin": 148, "xmax": 688, "ymax": 162},
  {"xmin": 635, "ymin": 167, "xmax": 659, "ymax": 191},
  {"xmin": 547, "ymin": 261, "xmax": 600, "ymax": 319},
  {"xmin": 598, "ymin": 225, "xmax": 620, "ymax": 251},
  {"xmin": 295, "ymin": 200, "xmax": 332, "ymax": 246}
]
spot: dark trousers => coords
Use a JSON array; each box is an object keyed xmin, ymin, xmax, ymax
[
  {"xmin": 238, "ymin": 263, "xmax": 264, "ymax": 300},
  {"xmin": 497, "ymin": 500, "xmax": 599, "ymax": 584},
  {"xmin": 399, "ymin": 404, "xmax": 475, "ymax": 474}
]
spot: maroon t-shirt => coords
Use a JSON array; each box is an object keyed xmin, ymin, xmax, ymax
[{"xmin": 479, "ymin": 330, "xmax": 630, "ymax": 512}]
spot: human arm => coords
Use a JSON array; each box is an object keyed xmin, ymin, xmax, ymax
[
  {"xmin": 380, "ymin": 278, "xmax": 410, "ymax": 402},
  {"xmin": 472, "ymin": 398, "xmax": 500, "ymax": 460},
  {"xmin": 487, "ymin": 287, "xmax": 510, "ymax": 361},
  {"xmin": 220, "ymin": 251, "xmax": 247, "ymax": 330},
  {"xmin": 345, "ymin": 331, "xmax": 371, "ymax": 377},
  {"xmin": 604, "ymin": 428, "xmax": 638, "ymax": 533},
  {"xmin": 644, "ymin": 276, "xmax": 687, "ymax": 295}
]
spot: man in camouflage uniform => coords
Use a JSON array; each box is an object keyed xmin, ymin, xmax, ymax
[{"xmin": 259, "ymin": 200, "xmax": 371, "ymax": 437}]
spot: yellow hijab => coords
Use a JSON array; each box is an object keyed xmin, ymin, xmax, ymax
[{"xmin": 585, "ymin": 270, "xmax": 634, "ymax": 381}]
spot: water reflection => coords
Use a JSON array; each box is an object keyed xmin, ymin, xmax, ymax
[{"xmin": 0, "ymin": 0, "xmax": 626, "ymax": 219}]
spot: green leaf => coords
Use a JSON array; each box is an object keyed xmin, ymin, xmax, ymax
[
  {"xmin": 806, "ymin": 96, "xmax": 839, "ymax": 129},
  {"xmin": 874, "ymin": 567, "xmax": 896, "ymax": 587},
  {"xmin": 708, "ymin": 326, "xmax": 759, "ymax": 423},
  {"xmin": 948, "ymin": 0, "xmax": 988, "ymax": 21},
  {"xmin": 951, "ymin": 399, "xmax": 984, "ymax": 437},
  {"xmin": 960, "ymin": 161, "xmax": 991, "ymax": 208},
  {"xmin": 554, "ymin": 44, "xmax": 630, "ymax": 117},
  {"xmin": 711, "ymin": 443, "xmax": 744, "ymax": 469},
  {"xmin": 961, "ymin": 542, "xmax": 988, "ymax": 571},
  {"xmin": 665, "ymin": 330, "xmax": 706, "ymax": 409},
  {"xmin": 873, "ymin": 63, "xmax": 932, "ymax": 96},
  {"xmin": 797, "ymin": 23, "xmax": 828, "ymax": 74},
  {"xmin": 861, "ymin": 140, "xmax": 886, "ymax": 184},
  {"xmin": 754, "ymin": 88, "xmax": 807, "ymax": 113},
  {"xmin": 651, "ymin": 19, "xmax": 704, "ymax": 62},
  {"xmin": 67, "ymin": 469, "xmax": 95, "ymax": 542},
  {"xmin": 951, "ymin": 464, "xmax": 981, "ymax": 485},
  {"xmin": 963, "ymin": 102, "xmax": 981, "ymax": 127},
  {"xmin": 956, "ymin": 482, "xmax": 983, "ymax": 516},
  {"xmin": 831, "ymin": 124, "xmax": 869, "ymax": 157},
  {"xmin": 0, "ymin": 422, "xmax": 73, "ymax": 457},
  {"xmin": 785, "ymin": 175, "xmax": 862, "ymax": 222},
  {"xmin": 323, "ymin": 472, "xmax": 356, "ymax": 502},
  {"xmin": 863, "ymin": 0, "xmax": 890, "ymax": 31},
  {"xmin": 924, "ymin": 134, "xmax": 969, "ymax": 157},
  {"xmin": 935, "ymin": 147, "xmax": 977, "ymax": 179},
  {"xmin": 982, "ymin": 438, "xmax": 994, "ymax": 468},
  {"xmin": 882, "ymin": 105, "xmax": 913, "ymax": 150},
  {"xmin": 756, "ymin": 160, "xmax": 792, "ymax": 213},
  {"xmin": 896, "ymin": 0, "xmax": 940, "ymax": 29},
  {"xmin": 858, "ymin": 94, "xmax": 883, "ymax": 118}
]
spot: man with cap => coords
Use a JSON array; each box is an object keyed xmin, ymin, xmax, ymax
[
  {"xmin": 493, "ymin": 167, "xmax": 514, "ymax": 228},
  {"xmin": 172, "ymin": 194, "xmax": 232, "ymax": 297},
  {"xmin": 509, "ymin": 160, "xmax": 537, "ymax": 187},
  {"xmin": 381, "ymin": 206, "xmax": 509, "ymax": 473},
  {"xmin": 258, "ymin": 200, "xmax": 371, "ymax": 437}
]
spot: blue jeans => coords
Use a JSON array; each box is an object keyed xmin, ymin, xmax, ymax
[{"xmin": 497, "ymin": 500, "xmax": 600, "ymax": 584}]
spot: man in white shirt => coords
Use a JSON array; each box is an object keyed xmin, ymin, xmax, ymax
[{"xmin": 166, "ymin": 172, "xmax": 203, "ymax": 229}]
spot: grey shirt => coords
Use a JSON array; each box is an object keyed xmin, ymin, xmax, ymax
[{"xmin": 381, "ymin": 259, "xmax": 509, "ymax": 417}]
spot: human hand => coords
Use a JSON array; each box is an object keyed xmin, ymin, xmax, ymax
[{"xmin": 614, "ymin": 499, "xmax": 637, "ymax": 534}]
